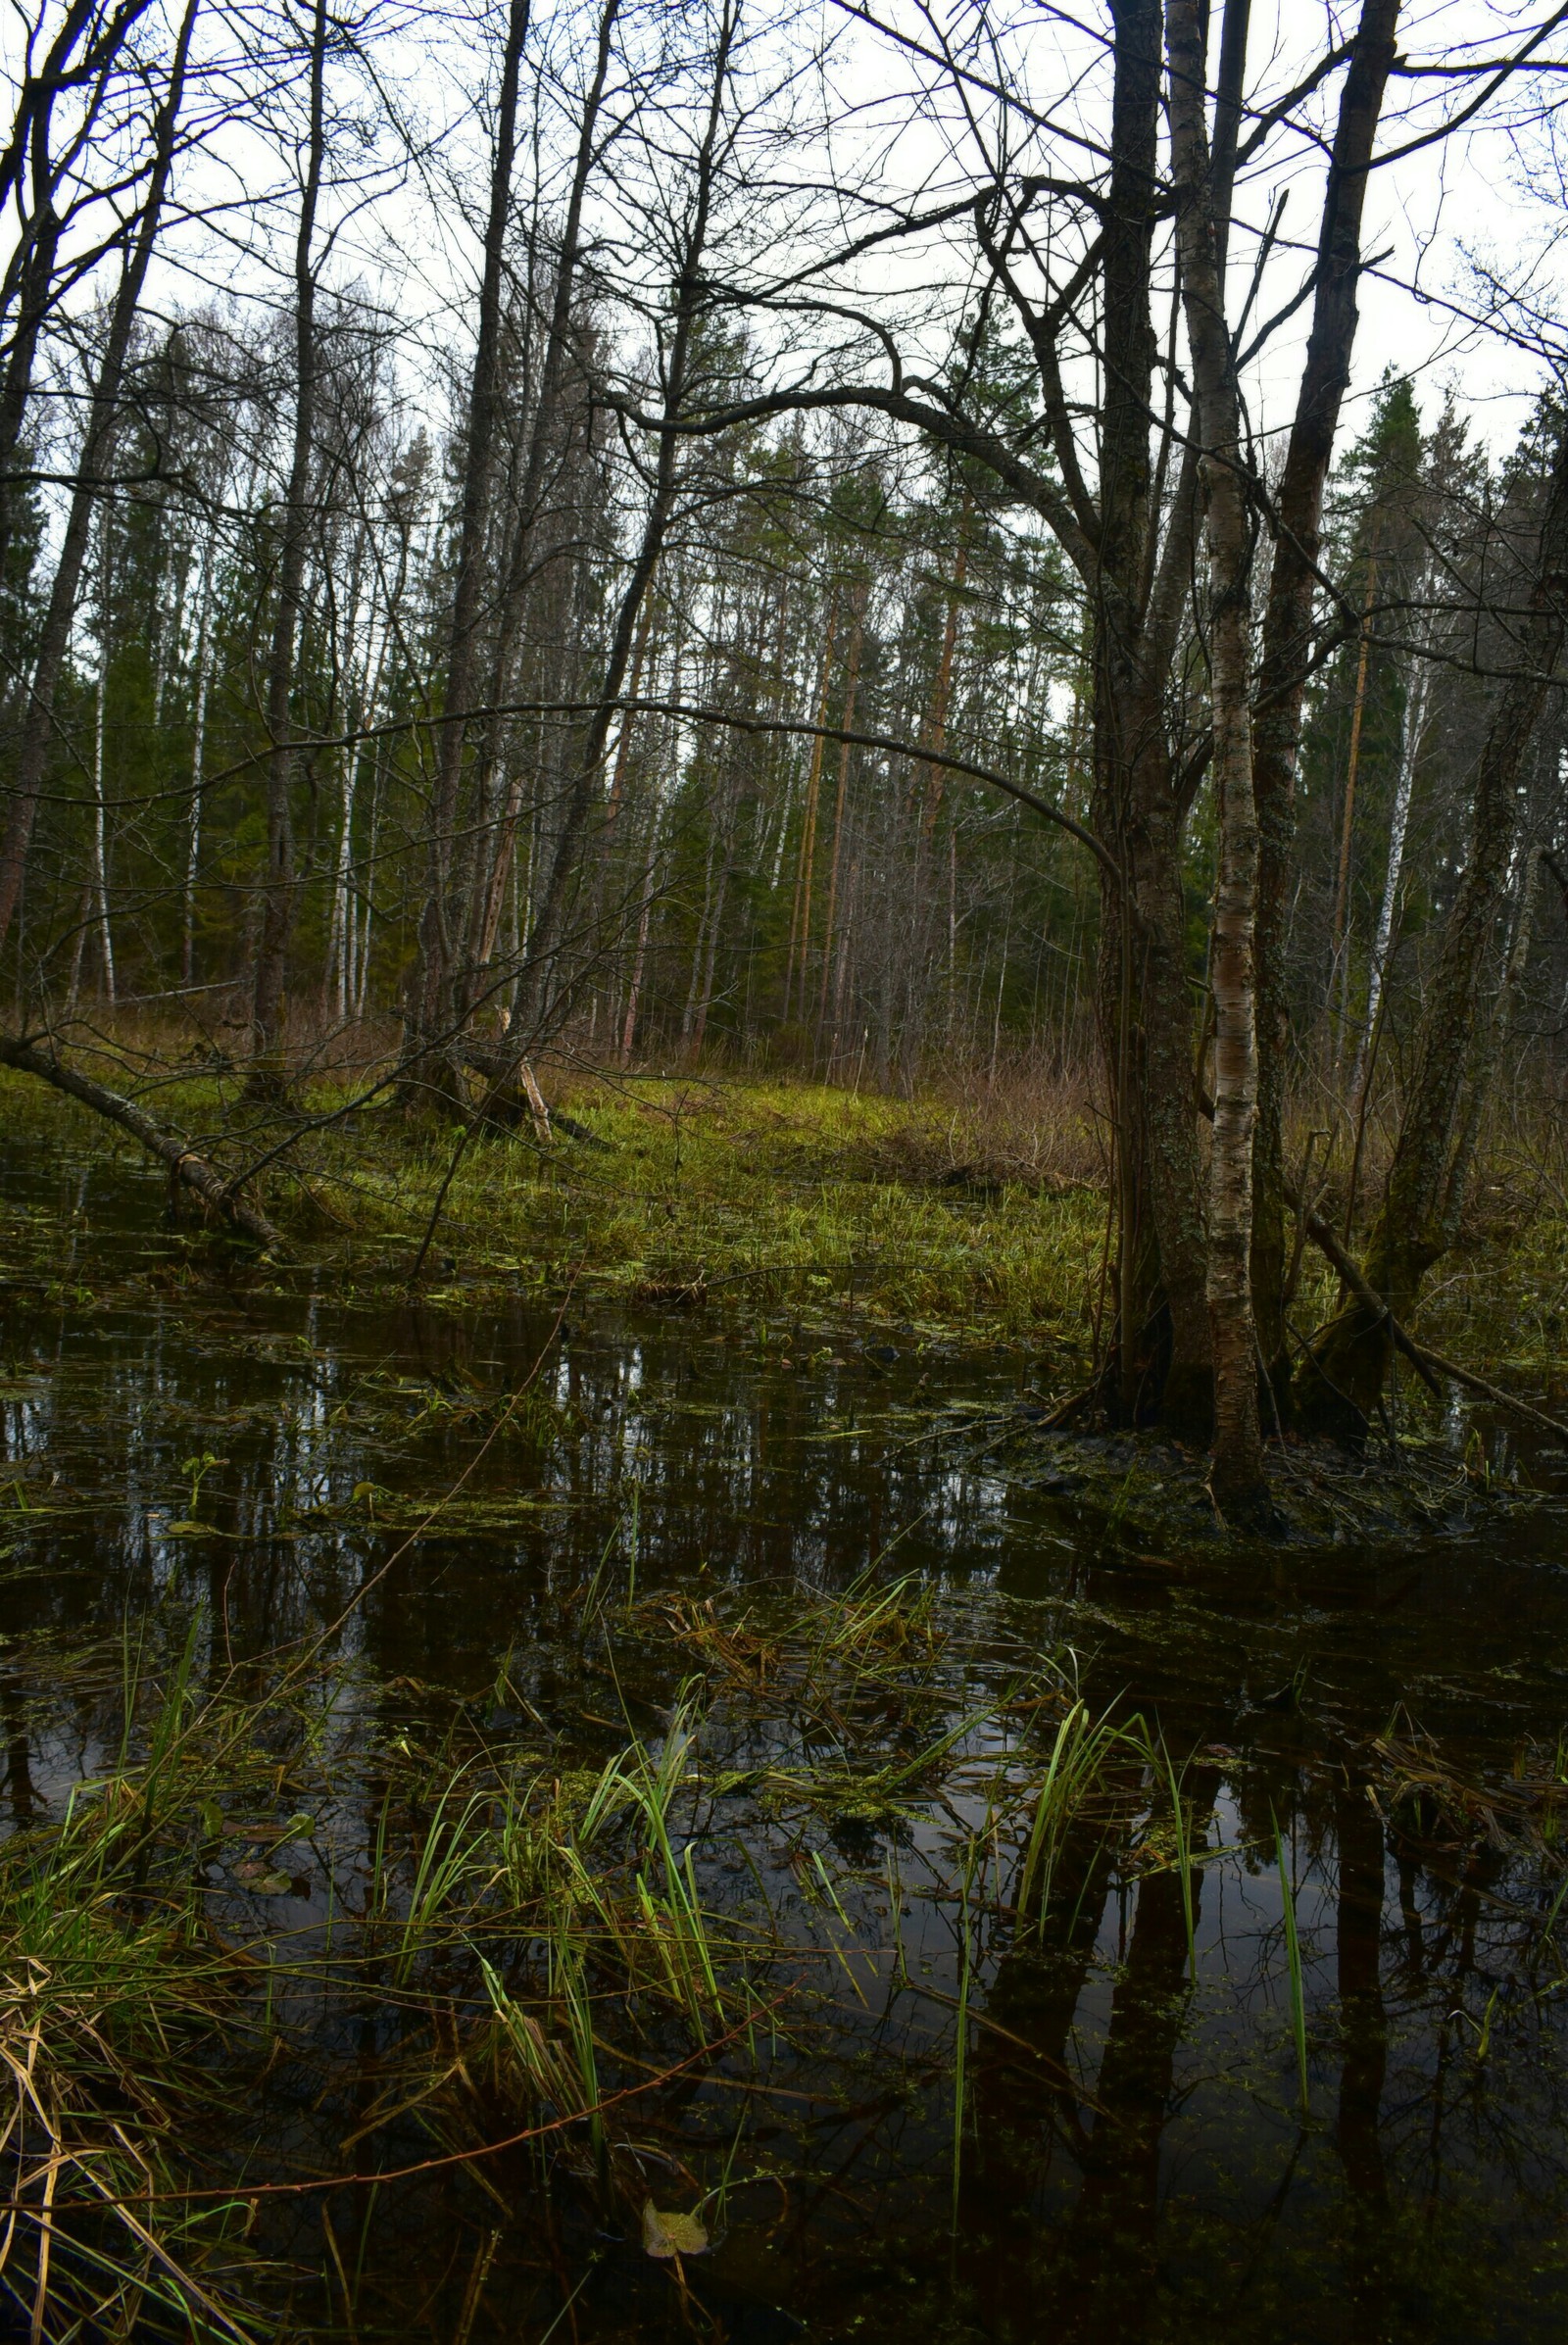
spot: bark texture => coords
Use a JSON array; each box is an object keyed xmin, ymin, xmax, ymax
[
  {"xmin": 1250, "ymin": 0, "xmax": 1401, "ymax": 1392},
  {"xmin": 1167, "ymin": 0, "xmax": 1264, "ymax": 1500},
  {"xmin": 1091, "ymin": 0, "xmax": 1213, "ymax": 1427},
  {"xmin": 1300, "ymin": 417, "xmax": 1568, "ymax": 1433}
]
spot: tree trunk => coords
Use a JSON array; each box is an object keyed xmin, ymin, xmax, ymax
[
  {"xmin": 1090, "ymin": 0, "xmax": 1214, "ymax": 1428},
  {"xmin": 1250, "ymin": 0, "xmax": 1401, "ymax": 1392},
  {"xmin": 437, "ymin": 0, "xmax": 620, "ymax": 1070},
  {"xmin": 0, "ymin": 0, "xmax": 197, "ymax": 958},
  {"xmin": 181, "ymin": 535, "xmax": 218, "ymax": 987},
  {"xmin": 1329, "ymin": 546, "xmax": 1381, "ymax": 1068},
  {"xmin": 510, "ymin": 0, "xmax": 734, "ymax": 1046},
  {"xmin": 1300, "ymin": 419, "xmax": 1568, "ymax": 1434},
  {"xmin": 0, "ymin": 0, "xmax": 158, "ymax": 581},
  {"xmin": 1351, "ymin": 608, "xmax": 1430, "ymax": 1101},
  {"xmin": 0, "ymin": 1027, "xmax": 284, "ymax": 1249},
  {"xmin": 1168, "ymin": 0, "xmax": 1265, "ymax": 1503},
  {"xmin": 90, "ymin": 499, "xmax": 116, "ymax": 1003},
  {"xmin": 408, "ymin": 0, "xmax": 532, "ymax": 1087},
  {"xmin": 784, "ymin": 607, "xmax": 837, "ymax": 1021},
  {"xmin": 246, "ymin": 0, "xmax": 326, "ymax": 1099},
  {"xmin": 817, "ymin": 594, "xmax": 863, "ymax": 1049}
]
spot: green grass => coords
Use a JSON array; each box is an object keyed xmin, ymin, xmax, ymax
[
  {"xmin": 3, "ymin": 1056, "xmax": 1565, "ymax": 1397},
  {"xmin": 0, "ymin": 1576, "xmax": 1127, "ymax": 2339},
  {"xmin": 0, "ymin": 1634, "xmax": 275, "ymax": 2338},
  {"xmin": 324, "ymin": 1075, "xmax": 1108, "ymax": 1348},
  {"xmin": 0, "ymin": 1063, "xmax": 1109, "ymax": 1350}
]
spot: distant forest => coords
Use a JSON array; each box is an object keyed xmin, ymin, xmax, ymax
[
  {"xmin": 5, "ymin": 0, "xmax": 1568, "ymax": 1490},
  {"xmin": 1, "ymin": 1, "xmax": 1560, "ymax": 1088}
]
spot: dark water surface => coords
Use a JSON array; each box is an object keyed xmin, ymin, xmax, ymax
[{"xmin": 3, "ymin": 1127, "xmax": 1568, "ymax": 2342}]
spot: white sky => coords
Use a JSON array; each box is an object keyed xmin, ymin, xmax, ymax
[
  {"xmin": 806, "ymin": 1, "xmax": 1568, "ymax": 457},
  {"xmin": 9, "ymin": 0, "xmax": 1568, "ymax": 477}
]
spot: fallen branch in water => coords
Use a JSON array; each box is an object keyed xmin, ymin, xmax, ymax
[
  {"xmin": 1393, "ymin": 1336, "xmax": 1568, "ymax": 1450},
  {"xmin": 0, "ymin": 1028, "xmax": 285, "ymax": 1253},
  {"xmin": 1292, "ymin": 1188, "xmax": 1568, "ymax": 1447}
]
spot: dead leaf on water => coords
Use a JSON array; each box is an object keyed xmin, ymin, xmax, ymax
[
  {"xmin": 232, "ymin": 1860, "xmax": 294, "ymax": 1893},
  {"xmin": 641, "ymin": 2201, "xmax": 710, "ymax": 2260}
]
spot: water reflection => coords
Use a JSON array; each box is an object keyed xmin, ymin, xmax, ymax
[{"xmin": 2, "ymin": 1134, "xmax": 1567, "ymax": 2339}]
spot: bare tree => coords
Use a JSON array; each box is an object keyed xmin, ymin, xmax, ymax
[
  {"xmin": 0, "ymin": 0, "xmax": 198, "ymax": 961},
  {"xmin": 245, "ymin": 0, "xmax": 328, "ymax": 1098}
]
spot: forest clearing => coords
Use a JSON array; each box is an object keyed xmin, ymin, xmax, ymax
[{"xmin": 3, "ymin": 0, "xmax": 1568, "ymax": 2335}]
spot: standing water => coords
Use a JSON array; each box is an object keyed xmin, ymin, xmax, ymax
[{"xmin": 2, "ymin": 1128, "xmax": 1566, "ymax": 2342}]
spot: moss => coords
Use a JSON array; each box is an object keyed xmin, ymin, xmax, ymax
[{"xmin": 2, "ymin": 1066, "xmax": 1564, "ymax": 1403}]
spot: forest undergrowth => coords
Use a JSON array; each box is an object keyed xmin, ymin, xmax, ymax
[{"xmin": 3, "ymin": 1048, "xmax": 1564, "ymax": 1409}]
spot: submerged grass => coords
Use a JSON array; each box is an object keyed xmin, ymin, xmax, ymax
[
  {"xmin": 332, "ymin": 1075, "xmax": 1110, "ymax": 1351},
  {"xmin": 0, "ymin": 1557, "xmax": 1151, "ymax": 2339},
  {"xmin": 1, "ymin": 1556, "xmax": 1566, "ymax": 2336},
  {"xmin": 1, "ymin": 1065, "xmax": 1111, "ymax": 1350},
  {"xmin": 0, "ymin": 1637, "xmax": 275, "ymax": 2338}
]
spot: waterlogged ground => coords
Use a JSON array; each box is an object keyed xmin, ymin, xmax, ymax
[{"xmin": 2, "ymin": 1122, "xmax": 1568, "ymax": 2342}]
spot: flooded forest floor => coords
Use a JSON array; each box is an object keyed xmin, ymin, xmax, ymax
[{"xmin": 1, "ymin": 1068, "xmax": 1567, "ymax": 2343}]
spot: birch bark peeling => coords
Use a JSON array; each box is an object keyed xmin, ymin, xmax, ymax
[{"xmin": 1166, "ymin": 0, "xmax": 1265, "ymax": 1503}]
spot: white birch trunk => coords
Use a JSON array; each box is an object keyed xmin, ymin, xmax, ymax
[{"xmin": 1352, "ymin": 634, "xmax": 1429, "ymax": 1099}]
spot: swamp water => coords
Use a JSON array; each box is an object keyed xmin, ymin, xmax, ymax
[{"xmin": 2, "ymin": 1128, "xmax": 1567, "ymax": 2342}]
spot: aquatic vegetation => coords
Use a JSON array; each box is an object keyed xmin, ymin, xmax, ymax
[
  {"xmin": 6, "ymin": 1067, "xmax": 1563, "ymax": 1445},
  {"xmin": 0, "ymin": 1067, "xmax": 1108, "ymax": 1349},
  {"xmin": 1, "ymin": 1116, "xmax": 1567, "ymax": 2338},
  {"xmin": 0, "ymin": 1543, "xmax": 1180, "ymax": 2340},
  {"xmin": 0, "ymin": 1642, "xmax": 277, "ymax": 2338}
]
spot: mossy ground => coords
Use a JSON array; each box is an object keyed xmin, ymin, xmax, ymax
[
  {"xmin": 0, "ymin": 1063, "xmax": 1105, "ymax": 1353},
  {"xmin": 338, "ymin": 1076, "xmax": 1107, "ymax": 1350},
  {"xmin": 1, "ymin": 1061, "xmax": 1564, "ymax": 1414}
]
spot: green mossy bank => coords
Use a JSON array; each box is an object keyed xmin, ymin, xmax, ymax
[{"xmin": 1, "ymin": 1065, "xmax": 1564, "ymax": 1424}]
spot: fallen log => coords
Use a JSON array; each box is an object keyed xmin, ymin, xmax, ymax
[
  {"xmin": 1292, "ymin": 1198, "xmax": 1444, "ymax": 1400},
  {"xmin": 0, "ymin": 1029, "xmax": 286, "ymax": 1252}
]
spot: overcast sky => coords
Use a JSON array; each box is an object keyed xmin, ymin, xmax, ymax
[{"xmin": 9, "ymin": 0, "xmax": 1568, "ymax": 474}]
